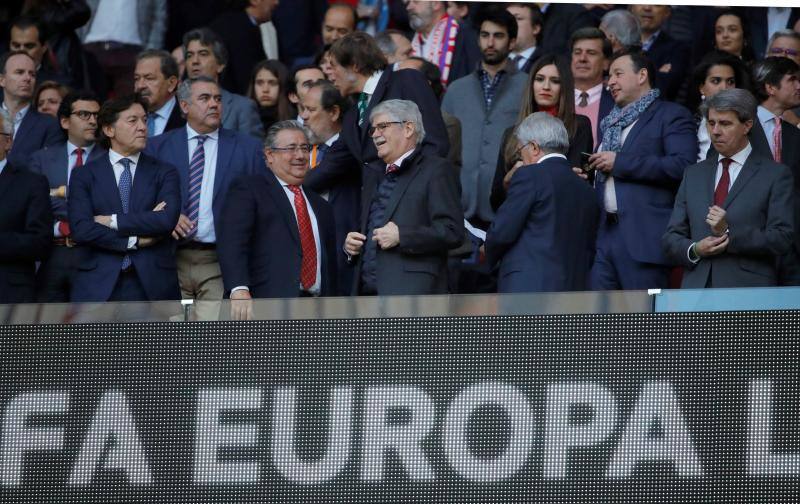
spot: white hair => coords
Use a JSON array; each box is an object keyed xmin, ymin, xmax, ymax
[{"xmin": 515, "ymin": 112, "xmax": 569, "ymax": 155}]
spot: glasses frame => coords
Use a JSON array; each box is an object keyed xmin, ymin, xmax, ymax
[
  {"xmin": 768, "ymin": 47, "xmax": 799, "ymax": 57},
  {"xmin": 71, "ymin": 110, "xmax": 100, "ymax": 120},
  {"xmin": 368, "ymin": 121, "xmax": 406, "ymax": 136},
  {"xmin": 269, "ymin": 144, "xmax": 312, "ymax": 154}
]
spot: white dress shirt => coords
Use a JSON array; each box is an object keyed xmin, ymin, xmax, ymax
[
  {"xmin": 574, "ymin": 82, "xmax": 603, "ymax": 107},
  {"xmin": 602, "ymin": 120, "xmax": 637, "ymax": 213},
  {"xmin": 186, "ymin": 125, "xmax": 219, "ymax": 243},
  {"xmin": 511, "ymin": 45, "xmax": 537, "ymax": 71},
  {"xmin": 108, "ymin": 149, "xmax": 141, "ymax": 249},
  {"xmin": 0, "ymin": 159, "xmax": 6, "ymax": 176},
  {"xmin": 361, "ymin": 71, "xmax": 384, "ymax": 108},
  {"xmin": 150, "ymin": 97, "xmax": 177, "ymax": 137},
  {"xmin": 84, "ymin": 0, "xmax": 142, "ymax": 46},
  {"xmin": 537, "ymin": 153, "xmax": 568, "ymax": 163}
]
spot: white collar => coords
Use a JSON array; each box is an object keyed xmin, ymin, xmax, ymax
[
  {"xmin": 717, "ymin": 142, "xmax": 752, "ymax": 166},
  {"xmin": 109, "ymin": 148, "xmax": 141, "ymax": 166},
  {"xmin": 575, "ymin": 82, "xmax": 604, "ymax": 101},
  {"xmin": 324, "ymin": 132, "xmax": 340, "ymax": 147},
  {"xmin": 387, "ymin": 148, "xmax": 416, "ymax": 168},
  {"xmin": 757, "ymin": 104, "xmax": 781, "ymax": 126},
  {"xmin": 538, "ymin": 153, "xmax": 568, "ymax": 163},
  {"xmin": 153, "ymin": 96, "xmax": 177, "ymax": 120},
  {"xmin": 67, "ymin": 140, "xmax": 95, "ymax": 156},
  {"xmin": 362, "ymin": 71, "xmax": 384, "ymax": 96},
  {"xmin": 186, "ymin": 124, "xmax": 219, "ymax": 141},
  {"xmin": 513, "ymin": 46, "xmax": 537, "ymax": 61}
]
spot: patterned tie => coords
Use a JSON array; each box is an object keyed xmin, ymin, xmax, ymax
[
  {"xmin": 714, "ymin": 158, "xmax": 732, "ymax": 206},
  {"xmin": 74, "ymin": 147, "xmax": 84, "ymax": 167},
  {"xmin": 578, "ymin": 91, "xmax": 589, "ymax": 108},
  {"xmin": 288, "ymin": 185, "xmax": 317, "ymax": 290},
  {"xmin": 385, "ymin": 163, "xmax": 399, "ymax": 175},
  {"xmin": 118, "ymin": 158, "xmax": 133, "ymax": 270},
  {"xmin": 147, "ymin": 114, "xmax": 156, "ymax": 137},
  {"xmin": 773, "ymin": 117, "xmax": 782, "ymax": 163},
  {"xmin": 186, "ymin": 135, "xmax": 207, "ymax": 238},
  {"xmin": 357, "ymin": 92, "xmax": 369, "ymax": 125}
]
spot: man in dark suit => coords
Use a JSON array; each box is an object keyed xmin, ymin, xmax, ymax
[
  {"xmin": 343, "ymin": 99, "xmax": 463, "ymax": 295},
  {"xmin": 182, "ymin": 28, "xmax": 263, "ymax": 139},
  {"xmin": 218, "ymin": 121, "xmax": 337, "ymax": 314},
  {"xmin": 9, "ymin": 15, "xmax": 72, "ymax": 87},
  {"xmin": 630, "ymin": 5, "xmax": 689, "ymax": 102},
  {"xmin": 146, "ymin": 76, "xmax": 264, "ymax": 317},
  {"xmin": 1, "ymin": 51, "xmax": 62, "ymax": 169},
  {"xmin": 570, "ymin": 28, "xmax": 614, "ymax": 150},
  {"xmin": 588, "ymin": 49, "xmax": 697, "ymax": 290},
  {"xmin": 134, "ymin": 49, "xmax": 184, "ymax": 138},
  {"xmin": 0, "ymin": 107, "xmax": 52, "ymax": 304},
  {"xmin": 305, "ymin": 31, "xmax": 449, "ymax": 209},
  {"xmin": 486, "ymin": 113, "xmax": 599, "ymax": 293},
  {"xmin": 29, "ymin": 91, "xmax": 106, "ymax": 302},
  {"xmin": 506, "ymin": 3, "xmax": 543, "ymax": 74},
  {"xmin": 663, "ymin": 89, "xmax": 795, "ymax": 288},
  {"xmin": 746, "ymin": 7, "xmax": 800, "ymax": 60},
  {"xmin": 68, "ymin": 95, "xmax": 181, "ymax": 302}
]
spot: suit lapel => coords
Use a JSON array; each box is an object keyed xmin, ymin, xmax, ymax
[
  {"xmin": 703, "ymin": 156, "xmax": 718, "ymax": 204},
  {"xmin": 213, "ymin": 130, "xmax": 232, "ymax": 201},
  {"xmin": 725, "ymin": 154, "xmax": 761, "ymax": 208},
  {"xmin": 781, "ymin": 120, "xmax": 799, "ymax": 168},
  {"xmin": 749, "ymin": 119, "xmax": 772, "ymax": 157},
  {"xmin": 97, "ymin": 157, "xmax": 124, "ymax": 214},
  {"xmin": 130, "ymin": 155, "xmax": 154, "ymax": 210},
  {"xmin": 46, "ymin": 144, "xmax": 69, "ymax": 187},
  {"xmin": 621, "ymin": 102, "xmax": 658, "ymax": 151},
  {"xmin": 14, "ymin": 111, "xmax": 36, "ymax": 145},
  {"xmin": 383, "ymin": 154, "xmax": 422, "ymax": 221},
  {"xmin": 359, "ymin": 70, "xmax": 391, "ymax": 145},
  {"xmin": 266, "ymin": 173, "xmax": 300, "ymax": 245}
]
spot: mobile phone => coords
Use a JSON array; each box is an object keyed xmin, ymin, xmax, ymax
[{"xmin": 580, "ymin": 152, "xmax": 594, "ymax": 173}]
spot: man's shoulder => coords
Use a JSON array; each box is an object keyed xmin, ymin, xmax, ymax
[
  {"xmin": 651, "ymin": 99, "xmax": 692, "ymax": 119},
  {"xmin": 219, "ymin": 127, "xmax": 262, "ymax": 150}
]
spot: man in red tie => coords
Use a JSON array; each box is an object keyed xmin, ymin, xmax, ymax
[
  {"xmin": 217, "ymin": 121, "xmax": 337, "ymax": 317},
  {"xmin": 662, "ymin": 89, "xmax": 795, "ymax": 288}
]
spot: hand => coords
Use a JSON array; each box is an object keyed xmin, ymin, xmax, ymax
[
  {"xmin": 172, "ymin": 213, "xmax": 194, "ymax": 240},
  {"xmin": 153, "ymin": 201, "xmax": 166, "ymax": 211},
  {"xmin": 50, "ymin": 185, "xmax": 67, "ymax": 198},
  {"xmin": 137, "ymin": 236, "xmax": 159, "ymax": 248},
  {"xmin": 572, "ymin": 166, "xmax": 589, "ymax": 181},
  {"xmin": 695, "ymin": 234, "xmax": 729, "ymax": 258},
  {"xmin": 706, "ymin": 205, "xmax": 728, "ymax": 236},
  {"xmin": 230, "ymin": 289, "xmax": 253, "ymax": 321},
  {"xmin": 658, "ymin": 63, "xmax": 672, "ymax": 74},
  {"xmin": 589, "ymin": 151, "xmax": 616, "ymax": 173},
  {"xmin": 373, "ymin": 221, "xmax": 400, "ymax": 250},
  {"xmin": 94, "ymin": 215, "xmax": 112, "ymax": 227},
  {"xmin": 502, "ymin": 160, "xmax": 524, "ymax": 190},
  {"xmin": 344, "ymin": 231, "xmax": 366, "ymax": 256}
]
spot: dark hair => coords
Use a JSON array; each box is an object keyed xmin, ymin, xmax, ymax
[
  {"xmin": 309, "ymin": 80, "xmax": 348, "ymax": 125},
  {"xmin": 313, "ymin": 43, "xmax": 333, "ymax": 68},
  {"xmin": 325, "ymin": 2, "xmax": 358, "ymax": 29},
  {"xmin": 610, "ymin": 48, "xmax": 655, "ymax": 88},
  {"xmin": 329, "ymin": 32, "xmax": 387, "ymax": 76},
  {"xmin": 10, "ymin": 15, "xmax": 47, "ymax": 43},
  {"xmin": 713, "ymin": 9, "xmax": 755, "ymax": 63},
  {"xmin": 97, "ymin": 95, "xmax": 148, "ymax": 149},
  {"xmin": 0, "ymin": 50, "xmax": 35, "ymax": 74},
  {"xmin": 182, "ymin": 27, "xmax": 228, "ymax": 67},
  {"xmin": 570, "ymin": 27, "xmax": 613, "ymax": 60},
  {"xmin": 752, "ymin": 56, "xmax": 800, "ymax": 102},
  {"xmin": 34, "ymin": 80, "xmax": 69, "ymax": 108},
  {"xmin": 289, "ymin": 63, "xmax": 326, "ymax": 95},
  {"xmin": 507, "ymin": 3, "xmax": 543, "ymax": 41},
  {"xmin": 475, "ymin": 6, "xmax": 519, "ymax": 41},
  {"xmin": 247, "ymin": 60, "xmax": 294, "ymax": 123},
  {"xmin": 57, "ymin": 90, "xmax": 100, "ymax": 122},
  {"xmin": 136, "ymin": 49, "xmax": 180, "ymax": 80},
  {"xmin": 518, "ymin": 54, "xmax": 578, "ymax": 138},
  {"xmin": 375, "ymin": 29, "xmax": 407, "ymax": 57},
  {"xmin": 687, "ymin": 50, "xmax": 751, "ymax": 112},
  {"xmin": 406, "ymin": 56, "xmax": 444, "ymax": 100}
]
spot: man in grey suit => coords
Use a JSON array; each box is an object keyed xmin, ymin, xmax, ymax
[
  {"xmin": 663, "ymin": 89, "xmax": 795, "ymax": 288},
  {"xmin": 28, "ymin": 91, "xmax": 106, "ymax": 301},
  {"xmin": 182, "ymin": 28, "xmax": 264, "ymax": 139}
]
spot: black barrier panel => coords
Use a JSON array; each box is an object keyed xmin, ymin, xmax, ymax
[{"xmin": 0, "ymin": 312, "xmax": 798, "ymax": 503}]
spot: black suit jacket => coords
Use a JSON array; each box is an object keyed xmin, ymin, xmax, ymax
[
  {"xmin": 7, "ymin": 109, "xmax": 64, "ymax": 169},
  {"xmin": 217, "ymin": 172, "xmax": 337, "ymax": 298},
  {"xmin": 163, "ymin": 97, "xmax": 186, "ymax": 133},
  {"xmin": 540, "ymin": 4, "xmax": 596, "ymax": 55},
  {"xmin": 0, "ymin": 162, "xmax": 53, "ymax": 303},
  {"xmin": 352, "ymin": 149, "xmax": 464, "ymax": 296},
  {"xmin": 646, "ymin": 31, "xmax": 689, "ymax": 101},
  {"xmin": 210, "ymin": 10, "xmax": 267, "ymax": 95}
]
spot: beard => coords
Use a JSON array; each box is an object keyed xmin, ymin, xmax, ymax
[
  {"xmin": 481, "ymin": 48, "xmax": 510, "ymax": 66},
  {"xmin": 408, "ymin": 6, "xmax": 433, "ymax": 33}
]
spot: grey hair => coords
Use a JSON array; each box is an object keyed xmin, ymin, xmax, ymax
[
  {"xmin": 369, "ymin": 99, "xmax": 426, "ymax": 146},
  {"xmin": 600, "ymin": 10, "xmax": 641, "ymax": 49},
  {"xmin": 515, "ymin": 112, "xmax": 569, "ymax": 155},
  {"xmin": 0, "ymin": 107, "xmax": 11, "ymax": 136},
  {"xmin": 375, "ymin": 31, "xmax": 397, "ymax": 58},
  {"xmin": 182, "ymin": 27, "xmax": 228, "ymax": 67},
  {"xmin": 176, "ymin": 76, "xmax": 218, "ymax": 104},
  {"xmin": 701, "ymin": 88, "xmax": 757, "ymax": 123},
  {"xmin": 264, "ymin": 120, "xmax": 310, "ymax": 148},
  {"xmin": 767, "ymin": 29, "xmax": 800, "ymax": 52}
]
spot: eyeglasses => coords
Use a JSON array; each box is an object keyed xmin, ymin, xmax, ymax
[
  {"xmin": 768, "ymin": 47, "xmax": 799, "ymax": 57},
  {"xmin": 368, "ymin": 121, "xmax": 405, "ymax": 136},
  {"xmin": 71, "ymin": 110, "xmax": 99, "ymax": 120},
  {"xmin": 514, "ymin": 141, "xmax": 536, "ymax": 158},
  {"xmin": 270, "ymin": 144, "xmax": 312, "ymax": 154}
]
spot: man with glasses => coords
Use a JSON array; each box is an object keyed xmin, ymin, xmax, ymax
[
  {"xmin": 767, "ymin": 29, "xmax": 800, "ymax": 65},
  {"xmin": 343, "ymin": 99, "xmax": 463, "ymax": 295},
  {"xmin": 28, "ymin": 91, "xmax": 106, "ymax": 302},
  {"xmin": 218, "ymin": 121, "xmax": 337, "ymax": 311},
  {"xmin": 146, "ymin": 76, "xmax": 264, "ymax": 318}
]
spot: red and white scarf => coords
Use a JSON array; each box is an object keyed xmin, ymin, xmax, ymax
[{"xmin": 412, "ymin": 14, "xmax": 460, "ymax": 87}]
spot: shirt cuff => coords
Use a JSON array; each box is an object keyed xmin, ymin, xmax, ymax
[
  {"xmin": 687, "ymin": 242, "xmax": 700, "ymax": 264},
  {"xmin": 231, "ymin": 286, "xmax": 249, "ymax": 293},
  {"xmin": 127, "ymin": 236, "xmax": 138, "ymax": 250},
  {"xmin": 110, "ymin": 214, "xmax": 118, "ymax": 230}
]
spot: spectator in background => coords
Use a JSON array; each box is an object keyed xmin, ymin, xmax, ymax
[
  {"xmin": 209, "ymin": 0, "xmax": 278, "ymax": 96},
  {"xmin": 766, "ymin": 30, "xmax": 800, "ymax": 66},
  {"xmin": 247, "ymin": 59, "xmax": 295, "ymax": 132},
  {"xmin": 80, "ymin": 0, "xmax": 168, "ymax": 97},
  {"xmin": 629, "ymin": 5, "xmax": 689, "ymax": 101},
  {"xmin": 539, "ymin": 3, "xmax": 595, "ymax": 55},
  {"xmin": 322, "ymin": 3, "xmax": 357, "ymax": 45},
  {"xmin": 406, "ymin": 0, "xmax": 480, "ymax": 87},
  {"xmin": 287, "ymin": 64, "xmax": 326, "ymax": 124},
  {"xmin": 570, "ymin": 28, "xmax": 614, "ymax": 149},
  {"xmin": 599, "ymin": 9, "xmax": 641, "ymax": 55},
  {"xmin": 746, "ymin": 7, "xmax": 800, "ymax": 61},
  {"xmin": 171, "ymin": 46, "xmax": 185, "ymax": 78},
  {"xmin": 315, "ymin": 43, "xmax": 334, "ymax": 80},
  {"xmin": 34, "ymin": 80, "xmax": 68, "ymax": 117},
  {"xmin": 182, "ymin": 28, "xmax": 263, "ymax": 139},
  {"xmin": 713, "ymin": 9, "xmax": 755, "ymax": 67},
  {"xmin": 9, "ymin": 15, "xmax": 70, "ymax": 87},
  {"xmin": 506, "ymin": 3, "xmax": 543, "ymax": 74},
  {"xmin": 375, "ymin": 29, "xmax": 413, "ymax": 66},
  {"xmin": 134, "ymin": 49, "xmax": 184, "ymax": 137},
  {"xmin": 446, "ymin": 2, "xmax": 470, "ymax": 23}
]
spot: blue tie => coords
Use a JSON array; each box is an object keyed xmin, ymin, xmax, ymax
[
  {"xmin": 118, "ymin": 158, "xmax": 133, "ymax": 270},
  {"xmin": 147, "ymin": 114, "xmax": 156, "ymax": 137}
]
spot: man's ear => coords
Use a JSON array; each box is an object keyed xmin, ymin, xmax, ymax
[
  {"xmin": 167, "ymin": 76, "xmax": 179, "ymax": 94},
  {"xmin": 743, "ymin": 118, "xmax": 754, "ymax": 135},
  {"xmin": 288, "ymin": 92, "xmax": 299, "ymax": 104}
]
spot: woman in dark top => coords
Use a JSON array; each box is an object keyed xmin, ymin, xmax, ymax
[
  {"xmin": 490, "ymin": 54, "xmax": 593, "ymax": 212},
  {"xmin": 246, "ymin": 60, "xmax": 295, "ymax": 132},
  {"xmin": 713, "ymin": 9, "xmax": 755, "ymax": 68}
]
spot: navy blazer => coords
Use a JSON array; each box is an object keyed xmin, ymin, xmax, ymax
[
  {"xmin": 486, "ymin": 156, "xmax": 599, "ymax": 293},
  {"xmin": 217, "ymin": 172, "xmax": 337, "ymax": 298},
  {"xmin": 28, "ymin": 143, "xmax": 107, "ymax": 223},
  {"xmin": 145, "ymin": 126, "xmax": 264, "ymax": 235},
  {"xmin": 7, "ymin": 109, "xmax": 63, "ymax": 169},
  {"xmin": 596, "ymin": 99, "xmax": 697, "ymax": 265},
  {"xmin": 68, "ymin": 153, "xmax": 181, "ymax": 302},
  {"xmin": 0, "ymin": 162, "xmax": 52, "ymax": 303},
  {"xmin": 597, "ymin": 87, "xmax": 615, "ymax": 145}
]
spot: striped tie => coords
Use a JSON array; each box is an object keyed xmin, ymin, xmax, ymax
[
  {"xmin": 186, "ymin": 135, "xmax": 207, "ymax": 238},
  {"xmin": 118, "ymin": 158, "xmax": 133, "ymax": 270}
]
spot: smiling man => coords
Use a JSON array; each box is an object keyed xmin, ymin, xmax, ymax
[{"xmin": 343, "ymin": 99, "xmax": 463, "ymax": 296}]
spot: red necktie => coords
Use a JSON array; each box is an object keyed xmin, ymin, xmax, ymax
[
  {"xmin": 75, "ymin": 147, "xmax": 84, "ymax": 167},
  {"xmin": 773, "ymin": 117, "xmax": 782, "ymax": 163},
  {"xmin": 714, "ymin": 158, "xmax": 732, "ymax": 206},
  {"xmin": 288, "ymin": 185, "xmax": 317, "ymax": 290}
]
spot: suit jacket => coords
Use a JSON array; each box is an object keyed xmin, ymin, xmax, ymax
[
  {"xmin": 352, "ymin": 150, "xmax": 464, "ymax": 295},
  {"xmin": 221, "ymin": 88, "xmax": 264, "ymax": 139},
  {"xmin": 597, "ymin": 87, "xmax": 615, "ymax": 146},
  {"xmin": 540, "ymin": 4, "xmax": 597, "ymax": 55},
  {"xmin": 7, "ymin": 109, "xmax": 64, "ymax": 169},
  {"xmin": 68, "ymin": 153, "xmax": 181, "ymax": 302},
  {"xmin": 486, "ymin": 156, "xmax": 599, "ymax": 292},
  {"xmin": 164, "ymin": 97, "xmax": 186, "ymax": 133},
  {"xmin": 217, "ymin": 172, "xmax": 337, "ymax": 298},
  {"xmin": 746, "ymin": 7, "xmax": 800, "ymax": 60},
  {"xmin": 518, "ymin": 47, "xmax": 544, "ymax": 75},
  {"xmin": 28, "ymin": 143, "xmax": 107, "ymax": 224},
  {"xmin": 595, "ymin": 99, "xmax": 697, "ymax": 266},
  {"xmin": 79, "ymin": 0, "xmax": 167, "ymax": 49},
  {"xmin": 646, "ymin": 31, "xmax": 689, "ymax": 102},
  {"xmin": 0, "ymin": 162, "xmax": 53, "ymax": 303},
  {"xmin": 663, "ymin": 152, "xmax": 795, "ymax": 287},
  {"xmin": 145, "ymin": 126, "xmax": 264, "ymax": 235},
  {"xmin": 210, "ymin": 10, "xmax": 267, "ymax": 95}
]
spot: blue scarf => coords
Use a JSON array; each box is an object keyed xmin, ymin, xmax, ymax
[{"xmin": 600, "ymin": 88, "xmax": 660, "ymax": 152}]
